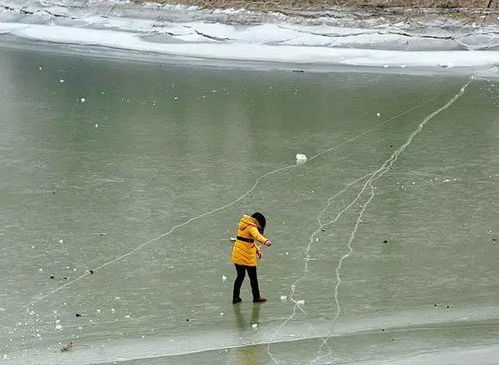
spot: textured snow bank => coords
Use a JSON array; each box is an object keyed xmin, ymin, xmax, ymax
[
  {"xmin": 1, "ymin": 23, "xmax": 498, "ymax": 69},
  {"xmin": 0, "ymin": 0, "xmax": 498, "ymax": 70}
]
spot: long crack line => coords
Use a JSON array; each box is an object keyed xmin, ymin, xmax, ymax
[
  {"xmin": 266, "ymin": 174, "xmax": 372, "ymax": 364},
  {"xmin": 314, "ymin": 78, "xmax": 472, "ymax": 363}
]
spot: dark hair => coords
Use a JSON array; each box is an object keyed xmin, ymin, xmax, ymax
[{"xmin": 251, "ymin": 212, "xmax": 266, "ymax": 234}]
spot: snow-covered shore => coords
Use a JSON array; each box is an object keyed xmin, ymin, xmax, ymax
[{"xmin": 0, "ymin": 0, "xmax": 498, "ymax": 72}]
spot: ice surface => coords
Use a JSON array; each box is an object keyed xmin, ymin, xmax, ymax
[{"xmin": 0, "ymin": 48, "xmax": 497, "ymax": 364}]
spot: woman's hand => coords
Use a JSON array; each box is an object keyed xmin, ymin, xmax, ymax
[
  {"xmin": 257, "ymin": 250, "xmax": 262, "ymax": 259},
  {"xmin": 264, "ymin": 240, "xmax": 272, "ymax": 247}
]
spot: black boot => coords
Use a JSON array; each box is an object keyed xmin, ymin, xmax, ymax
[
  {"xmin": 232, "ymin": 298, "xmax": 242, "ymax": 304},
  {"xmin": 253, "ymin": 297, "xmax": 267, "ymax": 303}
]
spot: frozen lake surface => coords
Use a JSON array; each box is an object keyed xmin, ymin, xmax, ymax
[{"xmin": 0, "ymin": 47, "xmax": 498, "ymax": 364}]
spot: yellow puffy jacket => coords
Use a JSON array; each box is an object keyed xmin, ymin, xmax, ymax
[{"xmin": 231, "ymin": 215, "xmax": 268, "ymax": 267}]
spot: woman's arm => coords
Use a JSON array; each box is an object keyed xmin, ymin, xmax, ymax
[{"xmin": 248, "ymin": 226, "xmax": 272, "ymax": 247}]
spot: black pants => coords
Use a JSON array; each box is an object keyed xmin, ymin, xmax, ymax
[{"xmin": 233, "ymin": 264, "xmax": 260, "ymax": 301}]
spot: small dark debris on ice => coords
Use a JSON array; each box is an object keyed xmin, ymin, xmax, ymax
[{"xmin": 60, "ymin": 341, "xmax": 74, "ymax": 352}]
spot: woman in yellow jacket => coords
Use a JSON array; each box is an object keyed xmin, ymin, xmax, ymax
[{"xmin": 231, "ymin": 212, "xmax": 272, "ymax": 304}]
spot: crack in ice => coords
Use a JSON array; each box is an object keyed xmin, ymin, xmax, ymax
[
  {"xmin": 313, "ymin": 78, "xmax": 472, "ymax": 364},
  {"xmin": 266, "ymin": 174, "xmax": 372, "ymax": 364},
  {"xmin": 265, "ymin": 94, "xmax": 442, "ymax": 364}
]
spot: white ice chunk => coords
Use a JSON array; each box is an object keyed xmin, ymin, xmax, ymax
[
  {"xmin": 296, "ymin": 153, "xmax": 307, "ymax": 165},
  {"xmin": 251, "ymin": 323, "xmax": 258, "ymax": 329},
  {"xmin": 220, "ymin": 312, "xmax": 224, "ymax": 316},
  {"xmin": 95, "ymin": 123, "xmax": 99, "ymax": 128},
  {"xmin": 297, "ymin": 300, "xmax": 305, "ymax": 305},
  {"xmin": 280, "ymin": 295, "xmax": 287, "ymax": 301},
  {"xmin": 58, "ymin": 239, "xmax": 63, "ymax": 243},
  {"xmin": 55, "ymin": 324, "xmax": 62, "ymax": 330},
  {"xmin": 221, "ymin": 275, "xmax": 227, "ymax": 282},
  {"xmin": 377, "ymin": 112, "xmax": 381, "ymax": 117},
  {"xmin": 59, "ymin": 79, "xmax": 64, "ymax": 83},
  {"xmin": 80, "ymin": 97, "xmax": 86, "ymax": 103}
]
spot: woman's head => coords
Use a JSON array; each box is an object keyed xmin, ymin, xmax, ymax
[{"xmin": 251, "ymin": 212, "xmax": 266, "ymax": 234}]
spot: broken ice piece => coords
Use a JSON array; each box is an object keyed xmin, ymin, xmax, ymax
[
  {"xmin": 297, "ymin": 300, "xmax": 305, "ymax": 305},
  {"xmin": 221, "ymin": 275, "xmax": 227, "ymax": 282},
  {"xmin": 296, "ymin": 153, "xmax": 307, "ymax": 164},
  {"xmin": 230, "ymin": 237, "xmax": 236, "ymax": 242},
  {"xmin": 80, "ymin": 98, "xmax": 86, "ymax": 103},
  {"xmin": 251, "ymin": 323, "xmax": 258, "ymax": 329},
  {"xmin": 58, "ymin": 239, "xmax": 64, "ymax": 243},
  {"xmin": 95, "ymin": 124, "xmax": 98, "ymax": 128},
  {"xmin": 376, "ymin": 113, "xmax": 381, "ymax": 117},
  {"xmin": 280, "ymin": 296, "xmax": 287, "ymax": 301}
]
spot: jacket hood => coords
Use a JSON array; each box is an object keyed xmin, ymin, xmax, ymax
[{"xmin": 239, "ymin": 215, "xmax": 259, "ymax": 231}]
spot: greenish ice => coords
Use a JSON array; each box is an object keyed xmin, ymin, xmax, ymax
[{"xmin": 0, "ymin": 46, "xmax": 498, "ymax": 364}]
